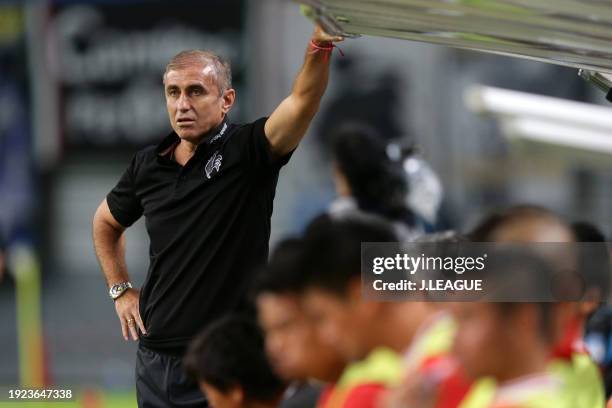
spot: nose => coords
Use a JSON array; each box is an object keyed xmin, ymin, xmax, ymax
[{"xmin": 176, "ymin": 93, "xmax": 191, "ymax": 112}]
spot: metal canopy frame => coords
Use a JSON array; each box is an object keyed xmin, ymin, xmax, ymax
[{"xmin": 298, "ymin": 0, "xmax": 612, "ymax": 74}]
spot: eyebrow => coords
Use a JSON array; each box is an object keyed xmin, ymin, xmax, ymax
[
  {"xmin": 187, "ymin": 84, "xmax": 206, "ymax": 91},
  {"xmin": 165, "ymin": 83, "xmax": 208, "ymax": 91}
]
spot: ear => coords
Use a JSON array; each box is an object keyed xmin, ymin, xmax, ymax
[
  {"xmin": 580, "ymin": 288, "xmax": 602, "ymax": 316},
  {"xmin": 221, "ymin": 88, "xmax": 236, "ymax": 115}
]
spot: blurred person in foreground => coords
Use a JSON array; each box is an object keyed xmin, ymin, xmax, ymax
[
  {"xmin": 92, "ymin": 24, "xmax": 343, "ymax": 407},
  {"xmin": 571, "ymin": 222, "xmax": 611, "ymax": 398},
  {"xmin": 184, "ymin": 316, "xmax": 285, "ymax": 408},
  {"xmin": 388, "ymin": 205, "xmax": 605, "ymax": 408},
  {"xmin": 252, "ymin": 238, "xmax": 345, "ymax": 408},
  {"xmin": 574, "ymin": 223, "xmax": 611, "ymax": 366},
  {"xmin": 328, "ymin": 123, "xmax": 423, "ymax": 240},
  {"xmin": 293, "ymin": 212, "xmax": 441, "ymax": 408},
  {"xmin": 452, "ymin": 253, "xmax": 564, "ymax": 408},
  {"xmin": 384, "ymin": 232, "xmax": 473, "ymax": 408},
  {"xmin": 459, "ymin": 206, "xmax": 604, "ymax": 408}
]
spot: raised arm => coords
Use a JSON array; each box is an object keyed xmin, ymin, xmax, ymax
[
  {"xmin": 93, "ymin": 198, "xmax": 146, "ymax": 340},
  {"xmin": 264, "ymin": 25, "xmax": 343, "ymax": 157}
]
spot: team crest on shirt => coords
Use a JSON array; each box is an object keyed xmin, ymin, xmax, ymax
[{"xmin": 205, "ymin": 151, "xmax": 223, "ymax": 179}]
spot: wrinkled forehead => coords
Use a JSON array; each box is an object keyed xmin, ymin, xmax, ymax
[{"xmin": 164, "ymin": 61, "xmax": 218, "ymax": 87}]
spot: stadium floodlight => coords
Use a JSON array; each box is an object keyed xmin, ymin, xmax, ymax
[
  {"xmin": 465, "ymin": 85, "xmax": 612, "ymax": 131},
  {"xmin": 297, "ymin": 0, "xmax": 612, "ymax": 74},
  {"xmin": 465, "ymin": 85, "xmax": 612, "ymax": 155},
  {"xmin": 502, "ymin": 118, "xmax": 612, "ymax": 155}
]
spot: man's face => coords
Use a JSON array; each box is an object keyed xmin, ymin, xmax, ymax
[
  {"xmin": 257, "ymin": 293, "xmax": 311, "ymax": 380},
  {"xmin": 164, "ymin": 64, "xmax": 234, "ymax": 143},
  {"xmin": 257, "ymin": 293, "xmax": 346, "ymax": 382},
  {"xmin": 302, "ymin": 286, "xmax": 371, "ymax": 362}
]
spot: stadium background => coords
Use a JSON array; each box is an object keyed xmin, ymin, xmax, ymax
[{"xmin": 1, "ymin": 0, "xmax": 611, "ymax": 407}]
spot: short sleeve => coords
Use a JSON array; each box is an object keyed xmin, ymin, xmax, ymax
[
  {"xmin": 242, "ymin": 117, "xmax": 293, "ymax": 171},
  {"xmin": 106, "ymin": 154, "xmax": 144, "ymax": 228}
]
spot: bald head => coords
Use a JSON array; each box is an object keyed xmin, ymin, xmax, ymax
[
  {"xmin": 164, "ymin": 50, "xmax": 232, "ymax": 95},
  {"xmin": 470, "ymin": 205, "xmax": 575, "ymax": 243}
]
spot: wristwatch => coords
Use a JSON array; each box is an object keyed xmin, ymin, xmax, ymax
[{"xmin": 109, "ymin": 282, "xmax": 132, "ymax": 301}]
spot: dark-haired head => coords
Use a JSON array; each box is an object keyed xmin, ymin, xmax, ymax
[
  {"xmin": 184, "ymin": 316, "xmax": 285, "ymax": 408},
  {"xmin": 301, "ymin": 212, "xmax": 398, "ymax": 295},
  {"xmin": 253, "ymin": 238, "xmax": 347, "ymax": 383},
  {"xmin": 331, "ymin": 122, "xmax": 414, "ymax": 225},
  {"xmin": 251, "ymin": 238, "xmax": 306, "ymax": 299},
  {"xmin": 571, "ymin": 221, "xmax": 607, "ymax": 243},
  {"xmin": 297, "ymin": 213, "xmax": 399, "ymax": 360}
]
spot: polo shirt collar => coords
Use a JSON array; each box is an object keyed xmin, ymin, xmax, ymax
[{"xmin": 156, "ymin": 117, "xmax": 230, "ymax": 156}]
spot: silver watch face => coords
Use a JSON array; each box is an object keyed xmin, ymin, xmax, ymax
[
  {"xmin": 109, "ymin": 282, "xmax": 131, "ymax": 299},
  {"xmin": 110, "ymin": 285, "xmax": 121, "ymax": 298}
]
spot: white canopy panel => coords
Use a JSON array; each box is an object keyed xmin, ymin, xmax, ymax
[{"xmin": 298, "ymin": 0, "xmax": 612, "ymax": 73}]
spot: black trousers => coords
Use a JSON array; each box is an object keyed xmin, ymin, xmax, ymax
[{"xmin": 136, "ymin": 343, "xmax": 208, "ymax": 408}]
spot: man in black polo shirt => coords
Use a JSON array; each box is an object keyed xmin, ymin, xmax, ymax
[{"xmin": 92, "ymin": 25, "xmax": 343, "ymax": 407}]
